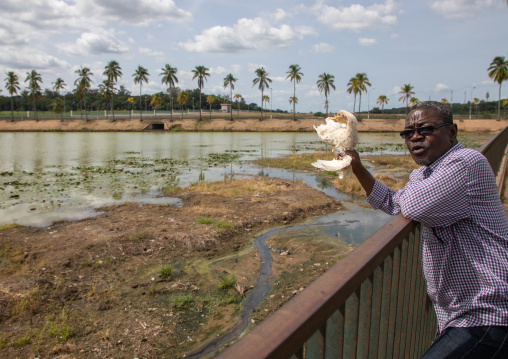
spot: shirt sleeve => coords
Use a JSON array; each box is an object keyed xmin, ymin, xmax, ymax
[{"xmin": 368, "ymin": 156, "xmax": 471, "ymax": 228}]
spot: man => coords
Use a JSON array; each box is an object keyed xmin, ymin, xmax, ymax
[{"xmin": 346, "ymin": 101, "xmax": 508, "ymax": 358}]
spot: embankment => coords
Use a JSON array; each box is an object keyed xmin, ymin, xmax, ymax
[{"xmin": 0, "ymin": 117, "xmax": 505, "ymax": 132}]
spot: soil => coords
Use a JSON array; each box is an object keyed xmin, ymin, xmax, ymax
[{"xmin": 0, "ymin": 177, "xmax": 347, "ymax": 358}]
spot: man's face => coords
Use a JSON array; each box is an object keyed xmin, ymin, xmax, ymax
[{"xmin": 404, "ymin": 109, "xmax": 457, "ymax": 166}]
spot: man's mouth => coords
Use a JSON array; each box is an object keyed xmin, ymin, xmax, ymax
[{"xmin": 411, "ymin": 145, "xmax": 425, "ymax": 155}]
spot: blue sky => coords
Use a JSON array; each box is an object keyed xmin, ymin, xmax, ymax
[{"xmin": 1, "ymin": 0, "xmax": 507, "ymax": 113}]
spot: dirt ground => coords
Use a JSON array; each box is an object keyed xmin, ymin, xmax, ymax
[{"xmin": 0, "ymin": 177, "xmax": 348, "ymax": 358}]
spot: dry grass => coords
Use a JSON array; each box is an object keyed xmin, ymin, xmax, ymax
[
  {"xmin": 363, "ymin": 154, "xmax": 419, "ymax": 171},
  {"xmin": 184, "ymin": 178, "xmax": 302, "ymax": 196},
  {"xmin": 255, "ymin": 151, "xmax": 329, "ymax": 170}
]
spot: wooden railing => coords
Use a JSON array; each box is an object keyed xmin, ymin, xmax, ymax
[{"xmin": 218, "ymin": 127, "xmax": 508, "ymax": 359}]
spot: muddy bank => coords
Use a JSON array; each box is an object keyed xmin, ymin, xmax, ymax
[
  {"xmin": 0, "ymin": 117, "xmax": 505, "ymax": 133},
  {"xmin": 0, "ymin": 177, "xmax": 349, "ymax": 358}
]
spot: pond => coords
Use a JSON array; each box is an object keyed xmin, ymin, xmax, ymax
[{"xmin": 0, "ymin": 131, "xmax": 492, "ymax": 232}]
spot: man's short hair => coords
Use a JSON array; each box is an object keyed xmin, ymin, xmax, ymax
[{"xmin": 408, "ymin": 101, "xmax": 453, "ymax": 124}]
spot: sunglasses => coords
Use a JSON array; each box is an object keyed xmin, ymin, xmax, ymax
[{"xmin": 399, "ymin": 123, "xmax": 451, "ymax": 140}]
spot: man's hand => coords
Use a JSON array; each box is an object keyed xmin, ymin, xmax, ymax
[{"xmin": 339, "ymin": 149, "xmax": 376, "ymax": 196}]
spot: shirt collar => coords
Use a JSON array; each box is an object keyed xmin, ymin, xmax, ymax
[{"xmin": 425, "ymin": 142, "xmax": 463, "ymax": 172}]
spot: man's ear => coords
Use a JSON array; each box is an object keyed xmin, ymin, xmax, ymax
[{"xmin": 449, "ymin": 123, "xmax": 458, "ymax": 142}]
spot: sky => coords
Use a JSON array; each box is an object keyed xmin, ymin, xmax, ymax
[{"xmin": 1, "ymin": 0, "xmax": 507, "ymax": 113}]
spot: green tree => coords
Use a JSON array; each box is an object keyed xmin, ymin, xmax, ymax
[
  {"xmin": 191, "ymin": 65, "xmax": 211, "ymax": 121},
  {"xmin": 103, "ymin": 60, "xmax": 122, "ymax": 119},
  {"xmin": 160, "ymin": 64, "xmax": 178, "ymax": 122},
  {"xmin": 376, "ymin": 95, "xmax": 389, "ymax": 113},
  {"xmin": 398, "ymin": 84, "xmax": 415, "ymax": 113},
  {"xmin": 317, "ymin": 73, "xmax": 335, "ymax": 116},
  {"xmin": 50, "ymin": 98, "xmax": 64, "ymax": 120},
  {"xmin": 285, "ymin": 64, "xmax": 303, "ymax": 120},
  {"xmin": 177, "ymin": 90, "xmax": 189, "ymax": 119},
  {"xmin": 440, "ymin": 98, "xmax": 450, "ymax": 106},
  {"xmin": 355, "ymin": 73, "xmax": 371, "ymax": 113},
  {"xmin": 133, "ymin": 66, "xmax": 149, "ymax": 120},
  {"xmin": 150, "ymin": 93, "xmax": 163, "ymax": 116},
  {"xmin": 223, "ymin": 73, "xmax": 237, "ymax": 121},
  {"xmin": 487, "ymin": 56, "xmax": 508, "ymax": 120},
  {"xmin": 206, "ymin": 95, "xmax": 215, "ymax": 118},
  {"xmin": 252, "ymin": 67, "xmax": 272, "ymax": 121},
  {"xmin": 234, "ymin": 93, "xmax": 242, "ymax": 118},
  {"xmin": 347, "ymin": 77, "xmax": 360, "ymax": 113},
  {"xmin": 98, "ymin": 80, "xmax": 116, "ymax": 119},
  {"xmin": 289, "ymin": 96, "xmax": 298, "ymax": 110},
  {"xmin": 74, "ymin": 67, "xmax": 94, "ymax": 120},
  {"xmin": 410, "ymin": 97, "xmax": 419, "ymax": 107},
  {"xmin": 4, "ymin": 71, "xmax": 20, "ymax": 121},
  {"xmin": 473, "ymin": 97, "xmax": 480, "ymax": 115},
  {"xmin": 25, "ymin": 70, "xmax": 43, "ymax": 120}
]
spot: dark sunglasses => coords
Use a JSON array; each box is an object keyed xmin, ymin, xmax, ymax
[{"xmin": 400, "ymin": 123, "xmax": 451, "ymax": 140}]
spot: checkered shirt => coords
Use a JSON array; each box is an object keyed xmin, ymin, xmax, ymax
[{"xmin": 367, "ymin": 143, "xmax": 508, "ymax": 333}]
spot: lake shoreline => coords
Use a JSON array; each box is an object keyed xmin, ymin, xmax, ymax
[{"xmin": 0, "ymin": 117, "xmax": 505, "ymax": 133}]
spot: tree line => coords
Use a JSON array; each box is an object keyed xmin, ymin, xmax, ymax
[{"xmin": 2, "ymin": 56, "xmax": 507, "ymax": 121}]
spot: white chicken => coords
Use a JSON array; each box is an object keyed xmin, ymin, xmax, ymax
[{"xmin": 311, "ymin": 110, "xmax": 358, "ymax": 179}]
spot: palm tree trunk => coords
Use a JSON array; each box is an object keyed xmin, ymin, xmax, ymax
[
  {"xmin": 353, "ymin": 95, "xmax": 357, "ymax": 114},
  {"xmin": 293, "ymin": 80, "xmax": 296, "ymax": 121},
  {"xmin": 170, "ymin": 88, "xmax": 173, "ymax": 122},
  {"xmin": 498, "ymin": 85, "xmax": 502, "ymax": 121},
  {"xmin": 230, "ymin": 88, "xmax": 233, "ymax": 121},
  {"xmin": 260, "ymin": 90, "xmax": 264, "ymax": 121},
  {"xmin": 111, "ymin": 95, "xmax": 115, "ymax": 121},
  {"xmin": 10, "ymin": 96, "xmax": 14, "ymax": 122},
  {"xmin": 325, "ymin": 94, "xmax": 328, "ymax": 117},
  {"xmin": 199, "ymin": 89, "xmax": 202, "ymax": 121},
  {"xmin": 139, "ymin": 85, "xmax": 143, "ymax": 121},
  {"xmin": 359, "ymin": 94, "xmax": 362, "ymax": 113}
]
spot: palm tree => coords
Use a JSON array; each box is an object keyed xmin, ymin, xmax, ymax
[
  {"xmin": 317, "ymin": 73, "xmax": 335, "ymax": 116},
  {"xmin": 234, "ymin": 93, "xmax": 242, "ymax": 118},
  {"xmin": 160, "ymin": 64, "xmax": 178, "ymax": 122},
  {"xmin": 440, "ymin": 98, "xmax": 450, "ymax": 106},
  {"xmin": 472, "ymin": 98, "xmax": 480, "ymax": 115},
  {"xmin": 409, "ymin": 97, "xmax": 419, "ymax": 107},
  {"xmin": 398, "ymin": 84, "xmax": 415, "ymax": 113},
  {"xmin": 286, "ymin": 64, "xmax": 303, "ymax": 120},
  {"xmin": 376, "ymin": 95, "xmax": 389, "ymax": 113},
  {"xmin": 4, "ymin": 71, "xmax": 20, "ymax": 121},
  {"xmin": 503, "ymin": 98, "xmax": 508, "ymax": 116},
  {"xmin": 191, "ymin": 65, "xmax": 210, "ymax": 121},
  {"xmin": 150, "ymin": 93, "xmax": 163, "ymax": 116},
  {"xmin": 262, "ymin": 95, "xmax": 270, "ymax": 114},
  {"xmin": 52, "ymin": 77, "xmax": 66, "ymax": 119},
  {"xmin": 355, "ymin": 73, "xmax": 371, "ymax": 113},
  {"xmin": 25, "ymin": 70, "xmax": 43, "ymax": 121},
  {"xmin": 133, "ymin": 66, "xmax": 149, "ymax": 120},
  {"xmin": 347, "ymin": 77, "xmax": 360, "ymax": 113},
  {"xmin": 74, "ymin": 67, "xmax": 93, "ymax": 120},
  {"xmin": 99, "ymin": 80, "xmax": 115, "ymax": 118},
  {"xmin": 223, "ymin": 73, "xmax": 237, "ymax": 121},
  {"xmin": 289, "ymin": 96, "xmax": 298, "ymax": 110},
  {"xmin": 50, "ymin": 98, "xmax": 64, "ymax": 119},
  {"xmin": 487, "ymin": 56, "xmax": 508, "ymax": 120},
  {"xmin": 206, "ymin": 95, "xmax": 215, "ymax": 118},
  {"xmin": 177, "ymin": 90, "xmax": 189, "ymax": 119},
  {"xmin": 103, "ymin": 60, "xmax": 122, "ymax": 119},
  {"xmin": 252, "ymin": 67, "xmax": 272, "ymax": 121}
]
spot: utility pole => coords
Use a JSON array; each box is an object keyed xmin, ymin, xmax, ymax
[{"xmin": 469, "ymin": 87, "xmax": 475, "ymax": 120}]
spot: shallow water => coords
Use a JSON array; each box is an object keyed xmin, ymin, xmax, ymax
[{"xmin": 0, "ymin": 131, "xmax": 491, "ymax": 227}]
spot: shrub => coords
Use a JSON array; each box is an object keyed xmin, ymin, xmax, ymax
[
  {"xmin": 159, "ymin": 264, "xmax": 172, "ymax": 279},
  {"xmin": 218, "ymin": 275, "xmax": 236, "ymax": 290},
  {"xmin": 173, "ymin": 294, "xmax": 194, "ymax": 310}
]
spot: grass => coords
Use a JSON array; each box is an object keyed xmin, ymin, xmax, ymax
[
  {"xmin": 11, "ymin": 287, "xmax": 42, "ymax": 318},
  {"xmin": 129, "ymin": 229, "xmax": 152, "ymax": 241},
  {"xmin": 186, "ymin": 178, "xmax": 301, "ymax": 197},
  {"xmin": 162, "ymin": 183, "xmax": 182, "ymax": 195},
  {"xmin": 218, "ymin": 275, "xmax": 236, "ymax": 290},
  {"xmin": 159, "ymin": 264, "xmax": 173, "ymax": 279},
  {"xmin": 173, "ymin": 294, "xmax": 194, "ymax": 310},
  {"xmin": 0, "ymin": 224, "xmax": 17, "ymax": 231}
]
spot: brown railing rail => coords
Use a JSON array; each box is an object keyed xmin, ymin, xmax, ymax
[{"xmin": 217, "ymin": 127, "xmax": 508, "ymax": 359}]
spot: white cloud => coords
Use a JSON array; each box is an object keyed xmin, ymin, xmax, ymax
[
  {"xmin": 88, "ymin": 0, "xmax": 192, "ymax": 25},
  {"xmin": 210, "ymin": 66, "xmax": 228, "ymax": 75},
  {"xmin": 57, "ymin": 30, "xmax": 129, "ymax": 56},
  {"xmin": 435, "ymin": 83, "xmax": 449, "ymax": 91},
  {"xmin": 139, "ymin": 47, "xmax": 164, "ymax": 56},
  {"xmin": 430, "ymin": 0, "xmax": 496, "ymax": 19},
  {"xmin": 358, "ymin": 37, "xmax": 377, "ymax": 46},
  {"xmin": 312, "ymin": 0, "xmax": 398, "ymax": 32},
  {"xmin": 0, "ymin": 46, "xmax": 70, "ymax": 70},
  {"xmin": 179, "ymin": 17, "xmax": 301, "ymax": 53},
  {"xmin": 296, "ymin": 25, "xmax": 318, "ymax": 36},
  {"xmin": 313, "ymin": 42, "xmax": 334, "ymax": 53},
  {"xmin": 271, "ymin": 8, "xmax": 289, "ymax": 22}
]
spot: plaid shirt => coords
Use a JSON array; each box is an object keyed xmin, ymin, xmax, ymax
[{"xmin": 368, "ymin": 143, "xmax": 508, "ymax": 333}]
